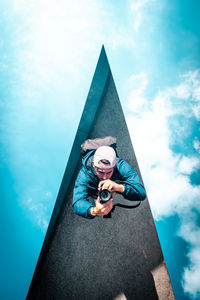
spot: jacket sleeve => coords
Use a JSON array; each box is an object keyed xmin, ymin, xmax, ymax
[
  {"xmin": 72, "ymin": 168, "xmax": 95, "ymax": 219},
  {"xmin": 118, "ymin": 160, "xmax": 146, "ymax": 201}
]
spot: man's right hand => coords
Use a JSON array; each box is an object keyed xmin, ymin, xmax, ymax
[{"xmin": 91, "ymin": 196, "xmax": 113, "ymax": 216}]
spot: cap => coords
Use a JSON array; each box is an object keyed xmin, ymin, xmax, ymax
[{"xmin": 93, "ymin": 146, "xmax": 117, "ymax": 169}]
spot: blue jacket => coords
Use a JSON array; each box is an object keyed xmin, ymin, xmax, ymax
[{"xmin": 72, "ymin": 150, "xmax": 146, "ymax": 218}]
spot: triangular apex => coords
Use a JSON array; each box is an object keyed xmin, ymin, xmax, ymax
[
  {"xmin": 27, "ymin": 47, "xmax": 175, "ymax": 300},
  {"xmin": 76, "ymin": 45, "xmax": 111, "ymax": 139}
]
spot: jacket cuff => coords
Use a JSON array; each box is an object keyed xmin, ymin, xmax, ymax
[
  {"xmin": 122, "ymin": 184, "xmax": 127, "ymax": 196},
  {"xmin": 87, "ymin": 206, "xmax": 95, "ymax": 219}
]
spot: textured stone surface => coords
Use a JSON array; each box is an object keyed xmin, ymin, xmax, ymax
[
  {"xmin": 27, "ymin": 47, "xmax": 174, "ymax": 300},
  {"xmin": 151, "ymin": 261, "xmax": 175, "ymax": 300}
]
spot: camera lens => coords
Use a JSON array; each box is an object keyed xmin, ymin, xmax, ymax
[{"xmin": 99, "ymin": 189, "xmax": 112, "ymax": 203}]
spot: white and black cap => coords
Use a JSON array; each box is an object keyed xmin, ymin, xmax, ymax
[{"xmin": 93, "ymin": 146, "xmax": 117, "ymax": 169}]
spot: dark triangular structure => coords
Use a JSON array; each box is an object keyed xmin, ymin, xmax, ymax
[{"xmin": 27, "ymin": 46, "xmax": 174, "ymax": 300}]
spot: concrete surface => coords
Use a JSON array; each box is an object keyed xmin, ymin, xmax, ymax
[{"xmin": 27, "ymin": 46, "xmax": 174, "ymax": 300}]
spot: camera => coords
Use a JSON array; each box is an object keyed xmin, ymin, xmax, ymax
[{"xmin": 99, "ymin": 187, "xmax": 112, "ymax": 203}]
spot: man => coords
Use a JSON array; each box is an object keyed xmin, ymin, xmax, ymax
[{"xmin": 72, "ymin": 145, "xmax": 146, "ymax": 218}]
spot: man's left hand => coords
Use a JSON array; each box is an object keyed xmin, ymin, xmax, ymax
[{"xmin": 98, "ymin": 179, "xmax": 125, "ymax": 194}]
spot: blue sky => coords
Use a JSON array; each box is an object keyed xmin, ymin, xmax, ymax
[{"xmin": 0, "ymin": 0, "xmax": 200, "ymax": 299}]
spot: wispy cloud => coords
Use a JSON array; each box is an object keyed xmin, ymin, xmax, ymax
[
  {"xmin": 126, "ymin": 69, "xmax": 200, "ymax": 298},
  {"xmin": 178, "ymin": 212, "xmax": 200, "ymax": 299},
  {"xmin": 10, "ymin": 0, "xmax": 105, "ymax": 86},
  {"xmin": 2, "ymin": 0, "xmax": 107, "ymax": 233},
  {"xmin": 193, "ymin": 137, "xmax": 200, "ymax": 153},
  {"xmin": 23, "ymin": 191, "xmax": 53, "ymax": 233},
  {"xmin": 129, "ymin": 0, "xmax": 155, "ymax": 32}
]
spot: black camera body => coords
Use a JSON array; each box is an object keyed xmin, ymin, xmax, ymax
[{"xmin": 99, "ymin": 187, "xmax": 112, "ymax": 204}]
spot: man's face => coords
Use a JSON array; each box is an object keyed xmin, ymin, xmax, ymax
[{"xmin": 93, "ymin": 162, "xmax": 114, "ymax": 180}]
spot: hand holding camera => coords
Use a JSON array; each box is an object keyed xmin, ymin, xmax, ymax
[
  {"xmin": 90, "ymin": 196, "xmax": 113, "ymax": 216},
  {"xmin": 98, "ymin": 179, "xmax": 125, "ymax": 198},
  {"xmin": 90, "ymin": 179, "xmax": 125, "ymax": 217}
]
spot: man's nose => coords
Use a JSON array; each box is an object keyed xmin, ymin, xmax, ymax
[{"xmin": 102, "ymin": 174, "xmax": 108, "ymax": 180}]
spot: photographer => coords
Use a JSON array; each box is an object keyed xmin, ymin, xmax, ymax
[{"xmin": 72, "ymin": 145, "xmax": 146, "ymax": 218}]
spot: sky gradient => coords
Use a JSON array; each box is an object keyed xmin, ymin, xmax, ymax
[{"xmin": 0, "ymin": 1, "xmax": 200, "ymax": 299}]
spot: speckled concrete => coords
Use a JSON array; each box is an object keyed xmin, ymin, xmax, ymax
[{"xmin": 27, "ymin": 47, "xmax": 174, "ymax": 300}]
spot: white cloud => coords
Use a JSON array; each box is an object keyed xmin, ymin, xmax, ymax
[
  {"xmin": 178, "ymin": 214, "xmax": 200, "ymax": 299},
  {"xmin": 126, "ymin": 69, "xmax": 200, "ymax": 298},
  {"xmin": 126, "ymin": 72, "xmax": 149, "ymax": 112},
  {"xmin": 12, "ymin": 0, "xmax": 105, "ymax": 82},
  {"xmin": 130, "ymin": 0, "xmax": 153, "ymax": 32},
  {"xmin": 178, "ymin": 156, "xmax": 199, "ymax": 174},
  {"xmin": 183, "ymin": 260, "xmax": 200, "ymax": 299},
  {"xmin": 23, "ymin": 191, "xmax": 53, "ymax": 232},
  {"xmin": 173, "ymin": 70, "xmax": 200, "ymax": 121},
  {"xmin": 193, "ymin": 137, "xmax": 200, "ymax": 153},
  {"xmin": 174, "ymin": 83, "xmax": 191, "ymax": 99}
]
